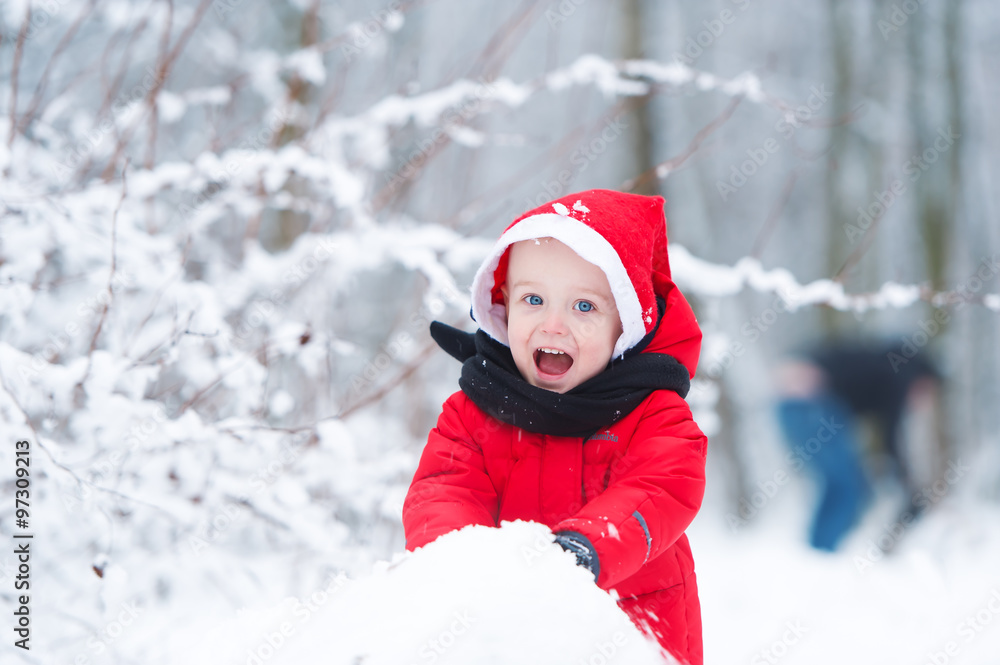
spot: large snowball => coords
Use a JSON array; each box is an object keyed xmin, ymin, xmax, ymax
[{"xmin": 171, "ymin": 520, "xmax": 672, "ymax": 664}]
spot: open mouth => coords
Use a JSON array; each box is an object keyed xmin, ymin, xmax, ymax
[{"xmin": 533, "ymin": 347, "xmax": 574, "ymax": 377}]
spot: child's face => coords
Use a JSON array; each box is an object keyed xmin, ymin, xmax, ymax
[{"xmin": 500, "ymin": 238, "xmax": 622, "ymax": 393}]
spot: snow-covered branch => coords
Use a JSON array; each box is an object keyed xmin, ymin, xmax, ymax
[{"xmin": 671, "ymin": 245, "xmax": 1000, "ymax": 313}]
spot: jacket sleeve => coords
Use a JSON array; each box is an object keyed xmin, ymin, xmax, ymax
[
  {"xmin": 553, "ymin": 390, "xmax": 707, "ymax": 589},
  {"xmin": 402, "ymin": 392, "xmax": 499, "ymax": 551}
]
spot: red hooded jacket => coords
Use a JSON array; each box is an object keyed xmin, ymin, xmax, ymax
[{"xmin": 403, "ymin": 190, "xmax": 707, "ymax": 664}]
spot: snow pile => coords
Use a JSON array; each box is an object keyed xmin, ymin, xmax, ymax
[{"xmin": 165, "ymin": 521, "xmax": 672, "ymax": 665}]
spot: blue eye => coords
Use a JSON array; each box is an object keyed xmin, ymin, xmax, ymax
[
  {"xmin": 575, "ymin": 301, "xmax": 594, "ymax": 312},
  {"xmin": 525, "ymin": 295, "xmax": 542, "ymax": 306}
]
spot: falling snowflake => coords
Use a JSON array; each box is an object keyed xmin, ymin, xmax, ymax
[{"xmin": 552, "ymin": 202, "xmax": 570, "ymax": 216}]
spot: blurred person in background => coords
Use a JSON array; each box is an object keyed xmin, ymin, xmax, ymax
[{"xmin": 775, "ymin": 340, "xmax": 943, "ymax": 551}]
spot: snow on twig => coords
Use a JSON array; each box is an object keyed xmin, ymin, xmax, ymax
[
  {"xmin": 323, "ymin": 54, "xmax": 773, "ymax": 143},
  {"xmin": 670, "ymin": 245, "xmax": 1000, "ymax": 313}
]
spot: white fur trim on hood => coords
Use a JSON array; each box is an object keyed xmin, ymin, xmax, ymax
[{"xmin": 470, "ymin": 213, "xmax": 644, "ymax": 359}]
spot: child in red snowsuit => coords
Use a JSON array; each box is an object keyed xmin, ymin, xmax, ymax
[{"xmin": 403, "ymin": 189, "xmax": 707, "ymax": 664}]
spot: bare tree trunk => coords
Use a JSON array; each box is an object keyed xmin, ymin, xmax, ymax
[
  {"xmin": 941, "ymin": 0, "xmax": 969, "ymax": 470},
  {"xmin": 623, "ymin": 0, "xmax": 655, "ymax": 194},
  {"xmin": 822, "ymin": 0, "xmax": 856, "ymax": 336},
  {"xmin": 824, "ymin": 1, "xmax": 892, "ymax": 331},
  {"xmin": 906, "ymin": 5, "xmax": 950, "ymax": 293},
  {"xmin": 284, "ymin": 0, "xmax": 323, "ymax": 247},
  {"xmin": 905, "ymin": 2, "xmax": 962, "ymax": 478}
]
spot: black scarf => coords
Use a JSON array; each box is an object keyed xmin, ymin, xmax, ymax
[{"xmin": 429, "ymin": 297, "xmax": 690, "ymax": 439}]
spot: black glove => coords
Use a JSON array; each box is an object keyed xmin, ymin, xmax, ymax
[{"xmin": 554, "ymin": 531, "xmax": 600, "ymax": 581}]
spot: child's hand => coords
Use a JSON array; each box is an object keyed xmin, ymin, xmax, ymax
[{"xmin": 553, "ymin": 531, "xmax": 600, "ymax": 581}]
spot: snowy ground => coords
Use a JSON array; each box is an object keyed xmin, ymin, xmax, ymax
[
  {"xmin": 152, "ymin": 492, "xmax": 1000, "ymax": 665},
  {"xmin": 6, "ymin": 444, "xmax": 1000, "ymax": 665},
  {"xmin": 693, "ymin": 476, "xmax": 1000, "ymax": 665},
  {"xmin": 5, "ymin": 364, "xmax": 999, "ymax": 665},
  {"xmin": 133, "ymin": 488, "xmax": 1000, "ymax": 665}
]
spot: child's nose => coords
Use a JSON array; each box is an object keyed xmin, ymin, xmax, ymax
[{"xmin": 541, "ymin": 309, "xmax": 568, "ymax": 334}]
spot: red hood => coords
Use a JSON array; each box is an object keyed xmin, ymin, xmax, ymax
[
  {"xmin": 471, "ymin": 188, "xmax": 702, "ymax": 377},
  {"xmin": 646, "ymin": 276, "xmax": 702, "ymax": 380}
]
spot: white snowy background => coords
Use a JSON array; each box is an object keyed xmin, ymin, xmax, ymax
[{"xmin": 1, "ymin": 1, "xmax": 999, "ymax": 663}]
